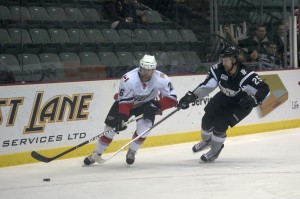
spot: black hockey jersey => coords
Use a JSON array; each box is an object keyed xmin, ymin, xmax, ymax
[{"xmin": 196, "ymin": 63, "xmax": 270, "ymax": 104}]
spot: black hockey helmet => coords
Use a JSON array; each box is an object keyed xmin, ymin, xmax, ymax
[{"xmin": 220, "ymin": 46, "xmax": 239, "ymax": 58}]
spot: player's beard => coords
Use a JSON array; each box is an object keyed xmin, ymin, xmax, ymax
[
  {"xmin": 139, "ymin": 68, "xmax": 154, "ymax": 82},
  {"xmin": 140, "ymin": 73, "xmax": 152, "ymax": 82}
]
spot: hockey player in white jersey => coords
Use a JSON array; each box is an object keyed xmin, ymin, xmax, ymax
[
  {"xmin": 84, "ymin": 54, "xmax": 177, "ymax": 165},
  {"xmin": 178, "ymin": 46, "xmax": 270, "ymax": 162}
]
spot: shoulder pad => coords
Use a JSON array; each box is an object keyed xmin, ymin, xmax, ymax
[
  {"xmin": 240, "ymin": 64, "xmax": 254, "ymax": 74},
  {"xmin": 160, "ymin": 72, "xmax": 167, "ymax": 78},
  {"xmin": 211, "ymin": 63, "xmax": 219, "ymax": 70}
]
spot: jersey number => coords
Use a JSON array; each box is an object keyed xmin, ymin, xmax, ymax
[
  {"xmin": 168, "ymin": 82, "xmax": 174, "ymax": 91},
  {"xmin": 252, "ymin": 75, "xmax": 262, "ymax": 85},
  {"xmin": 119, "ymin": 89, "xmax": 125, "ymax": 96}
]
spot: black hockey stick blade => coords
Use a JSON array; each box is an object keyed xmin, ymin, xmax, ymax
[
  {"xmin": 31, "ymin": 139, "xmax": 89, "ymax": 163},
  {"xmin": 31, "ymin": 151, "xmax": 56, "ymax": 163},
  {"xmin": 31, "ymin": 115, "xmax": 143, "ymax": 163}
]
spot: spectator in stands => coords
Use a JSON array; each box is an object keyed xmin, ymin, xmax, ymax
[
  {"xmin": 272, "ymin": 21, "xmax": 289, "ymax": 55},
  {"xmin": 155, "ymin": 0, "xmax": 176, "ymax": 19},
  {"xmin": 245, "ymin": 42, "xmax": 282, "ymax": 70},
  {"xmin": 238, "ymin": 24, "xmax": 269, "ymax": 54},
  {"xmin": 111, "ymin": 0, "xmax": 149, "ymax": 30},
  {"xmin": 246, "ymin": 47, "xmax": 260, "ymax": 62},
  {"xmin": 259, "ymin": 41, "xmax": 282, "ymax": 70},
  {"xmin": 102, "ymin": 0, "xmax": 120, "ymax": 21},
  {"xmin": 243, "ymin": 47, "xmax": 261, "ymax": 70},
  {"xmin": 222, "ymin": 23, "xmax": 238, "ymax": 46}
]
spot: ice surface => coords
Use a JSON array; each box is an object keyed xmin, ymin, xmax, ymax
[{"xmin": 1, "ymin": 128, "xmax": 300, "ymax": 199}]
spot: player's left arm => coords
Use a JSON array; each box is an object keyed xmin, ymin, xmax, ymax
[
  {"xmin": 241, "ymin": 72, "xmax": 270, "ymax": 104},
  {"xmin": 157, "ymin": 74, "xmax": 177, "ymax": 111}
]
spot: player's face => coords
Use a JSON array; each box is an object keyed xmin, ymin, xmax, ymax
[
  {"xmin": 222, "ymin": 57, "xmax": 234, "ymax": 72},
  {"xmin": 139, "ymin": 68, "xmax": 154, "ymax": 82}
]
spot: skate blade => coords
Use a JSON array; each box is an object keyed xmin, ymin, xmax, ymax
[{"xmin": 125, "ymin": 163, "xmax": 133, "ymax": 168}]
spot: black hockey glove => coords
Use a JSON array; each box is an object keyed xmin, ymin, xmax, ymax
[
  {"xmin": 143, "ymin": 100, "xmax": 161, "ymax": 121},
  {"xmin": 239, "ymin": 95, "xmax": 258, "ymax": 109},
  {"xmin": 178, "ymin": 91, "xmax": 198, "ymax": 110},
  {"xmin": 114, "ymin": 113, "xmax": 129, "ymax": 132}
]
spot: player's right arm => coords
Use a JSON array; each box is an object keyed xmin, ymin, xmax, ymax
[
  {"xmin": 178, "ymin": 64, "xmax": 219, "ymax": 109},
  {"xmin": 118, "ymin": 74, "xmax": 134, "ymax": 115},
  {"xmin": 193, "ymin": 65, "xmax": 219, "ymax": 99}
]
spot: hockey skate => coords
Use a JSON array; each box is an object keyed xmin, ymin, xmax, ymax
[
  {"xmin": 83, "ymin": 153, "xmax": 101, "ymax": 166},
  {"xmin": 126, "ymin": 148, "xmax": 136, "ymax": 165},
  {"xmin": 200, "ymin": 144, "xmax": 224, "ymax": 162},
  {"xmin": 192, "ymin": 139, "xmax": 211, "ymax": 153}
]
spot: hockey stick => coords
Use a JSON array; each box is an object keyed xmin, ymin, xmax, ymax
[
  {"xmin": 93, "ymin": 107, "xmax": 180, "ymax": 164},
  {"xmin": 31, "ymin": 114, "xmax": 143, "ymax": 163}
]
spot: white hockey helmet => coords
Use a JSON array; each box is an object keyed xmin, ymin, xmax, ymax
[{"xmin": 139, "ymin": 54, "xmax": 157, "ymax": 70}]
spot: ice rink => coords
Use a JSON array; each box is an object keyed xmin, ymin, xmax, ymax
[{"xmin": 1, "ymin": 128, "xmax": 300, "ymax": 199}]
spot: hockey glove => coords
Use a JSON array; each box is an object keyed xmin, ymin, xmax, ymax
[
  {"xmin": 143, "ymin": 100, "xmax": 161, "ymax": 121},
  {"xmin": 239, "ymin": 95, "xmax": 258, "ymax": 109},
  {"xmin": 178, "ymin": 91, "xmax": 198, "ymax": 109},
  {"xmin": 114, "ymin": 113, "xmax": 129, "ymax": 132}
]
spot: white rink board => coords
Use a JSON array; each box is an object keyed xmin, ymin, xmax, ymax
[{"xmin": 0, "ymin": 69, "xmax": 300, "ymax": 155}]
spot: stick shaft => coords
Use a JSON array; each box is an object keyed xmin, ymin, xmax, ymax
[
  {"xmin": 95, "ymin": 108, "xmax": 180, "ymax": 164},
  {"xmin": 31, "ymin": 115, "xmax": 143, "ymax": 163}
]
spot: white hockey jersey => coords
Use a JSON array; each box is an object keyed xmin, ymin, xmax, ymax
[{"xmin": 118, "ymin": 68, "xmax": 177, "ymax": 108}]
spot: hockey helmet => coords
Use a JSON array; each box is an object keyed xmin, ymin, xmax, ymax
[
  {"xmin": 139, "ymin": 54, "xmax": 157, "ymax": 70},
  {"xmin": 220, "ymin": 46, "xmax": 239, "ymax": 59}
]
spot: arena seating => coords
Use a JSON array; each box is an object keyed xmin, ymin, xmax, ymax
[{"xmin": 0, "ymin": 1, "xmax": 203, "ymax": 82}]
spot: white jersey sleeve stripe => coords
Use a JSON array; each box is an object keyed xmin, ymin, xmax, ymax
[
  {"xmin": 239, "ymin": 71, "xmax": 254, "ymax": 87},
  {"xmin": 119, "ymin": 97, "xmax": 134, "ymax": 103},
  {"xmin": 210, "ymin": 68, "xmax": 218, "ymax": 81}
]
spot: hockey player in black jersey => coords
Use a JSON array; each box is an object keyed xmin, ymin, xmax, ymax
[{"xmin": 178, "ymin": 46, "xmax": 270, "ymax": 162}]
